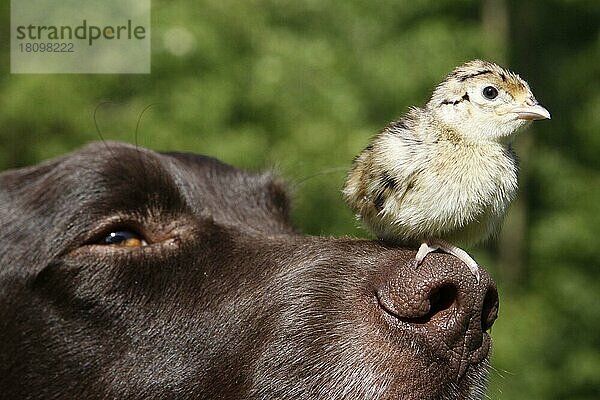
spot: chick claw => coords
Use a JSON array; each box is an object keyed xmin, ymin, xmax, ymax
[{"xmin": 414, "ymin": 239, "xmax": 481, "ymax": 283}]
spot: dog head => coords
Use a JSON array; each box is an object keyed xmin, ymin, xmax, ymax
[{"xmin": 0, "ymin": 141, "xmax": 498, "ymax": 399}]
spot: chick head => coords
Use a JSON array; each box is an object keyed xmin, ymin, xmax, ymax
[{"xmin": 427, "ymin": 59, "xmax": 550, "ymax": 142}]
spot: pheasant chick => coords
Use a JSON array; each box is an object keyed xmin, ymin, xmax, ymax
[{"xmin": 343, "ymin": 60, "xmax": 550, "ymax": 282}]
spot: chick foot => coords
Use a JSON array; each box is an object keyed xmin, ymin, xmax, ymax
[{"xmin": 414, "ymin": 239, "xmax": 481, "ymax": 283}]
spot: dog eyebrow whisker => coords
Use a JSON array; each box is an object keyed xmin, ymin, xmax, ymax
[{"xmin": 133, "ymin": 103, "xmax": 160, "ymax": 188}]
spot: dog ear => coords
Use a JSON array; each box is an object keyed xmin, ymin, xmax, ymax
[
  {"xmin": 161, "ymin": 150, "xmax": 296, "ymax": 234},
  {"xmin": 258, "ymin": 173, "xmax": 294, "ymax": 231}
]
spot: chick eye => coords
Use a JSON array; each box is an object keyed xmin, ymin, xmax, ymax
[
  {"xmin": 482, "ymin": 86, "xmax": 499, "ymax": 100},
  {"xmin": 102, "ymin": 230, "xmax": 148, "ymax": 247}
]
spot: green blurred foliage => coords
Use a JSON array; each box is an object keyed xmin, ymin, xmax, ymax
[{"xmin": 1, "ymin": 0, "xmax": 598, "ymax": 398}]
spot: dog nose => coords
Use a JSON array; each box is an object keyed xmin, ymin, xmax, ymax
[{"xmin": 375, "ymin": 251, "xmax": 499, "ymax": 376}]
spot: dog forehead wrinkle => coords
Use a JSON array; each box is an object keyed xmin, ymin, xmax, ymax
[{"xmin": 22, "ymin": 142, "xmax": 188, "ymax": 216}]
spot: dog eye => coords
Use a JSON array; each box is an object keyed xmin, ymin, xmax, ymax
[
  {"xmin": 482, "ymin": 86, "xmax": 498, "ymax": 100},
  {"xmin": 102, "ymin": 230, "xmax": 148, "ymax": 247}
]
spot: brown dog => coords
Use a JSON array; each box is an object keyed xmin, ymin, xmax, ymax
[{"xmin": 0, "ymin": 141, "xmax": 498, "ymax": 399}]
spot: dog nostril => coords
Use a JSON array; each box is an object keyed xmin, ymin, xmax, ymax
[
  {"xmin": 427, "ymin": 283, "xmax": 458, "ymax": 319},
  {"xmin": 481, "ymin": 287, "xmax": 499, "ymax": 332},
  {"xmin": 377, "ymin": 282, "xmax": 459, "ymax": 324},
  {"xmin": 402, "ymin": 284, "xmax": 458, "ymax": 324}
]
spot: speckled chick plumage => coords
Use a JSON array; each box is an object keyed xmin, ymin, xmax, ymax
[{"xmin": 343, "ymin": 60, "xmax": 550, "ymax": 279}]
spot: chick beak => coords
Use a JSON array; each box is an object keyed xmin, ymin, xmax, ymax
[{"xmin": 511, "ymin": 103, "xmax": 551, "ymax": 120}]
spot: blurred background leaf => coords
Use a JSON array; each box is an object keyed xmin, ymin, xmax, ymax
[{"xmin": 1, "ymin": 0, "xmax": 598, "ymax": 398}]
